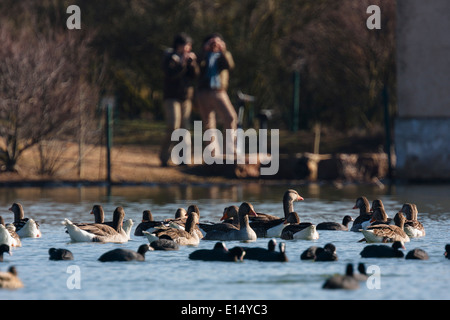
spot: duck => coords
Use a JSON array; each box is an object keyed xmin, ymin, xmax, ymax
[
  {"xmin": 280, "ymin": 212, "xmax": 319, "ymax": 240},
  {"xmin": 316, "ymin": 215, "xmax": 353, "ymax": 231},
  {"xmin": 98, "ymin": 244, "xmax": 150, "ymax": 262},
  {"xmin": 148, "ymin": 236, "xmax": 180, "ymax": 251},
  {"xmin": 202, "ymin": 202, "xmax": 257, "ymax": 242},
  {"xmin": 9, "ymin": 203, "xmax": 42, "ymax": 238},
  {"xmin": 314, "ymin": 243, "xmax": 338, "ymax": 261},
  {"xmin": 360, "ymin": 212, "xmax": 410, "ymax": 243},
  {"xmin": 242, "ymin": 239, "xmax": 288, "ymax": 262},
  {"xmin": 198, "ymin": 206, "xmax": 240, "ymax": 235},
  {"xmin": 143, "ymin": 210, "xmax": 200, "ymax": 246},
  {"xmin": 400, "ymin": 203, "xmax": 426, "ymax": 238},
  {"xmin": 350, "ymin": 196, "xmax": 372, "ymax": 232},
  {"xmin": 444, "ymin": 244, "xmax": 450, "ymax": 259},
  {"xmin": 360, "ymin": 241, "xmax": 405, "ymax": 258},
  {"xmin": 249, "ymin": 189, "xmax": 304, "ymax": 238},
  {"xmin": 353, "ymin": 263, "xmax": 369, "ymax": 282},
  {"xmin": 322, "ymin": 264, "xmax": 360, "ymax": 290},
  {"xmin": 405, "ymin": 248, "xmax": 429, "ymax": 260},
  {"xmin": 300, "ymin": 245, "xmax": 319, "ymax": 260},
  {"xmin": 188, "ymin": 242, "xmax": 246, "ymax": 262},
  {"xmin": 134, "ymin": 210, "xmax": 165, "ymax": 236},
  {"xmin": 63, "ymin": 207, "xmax": 129, "ymax": 243},
  {"xmin": 48, "ymin": 248, "xmax": 74, "ymax": 260},
  {"xmin": 0, "ymin": 216, "xmax": 21, "ymax": 248},
  {"xmin": 0, "ymin": 244, "xmax": 11, "ymax": 262},
  {"xmin": 0, "ymin": 266, "xmax": 24, "ymax": 289}
]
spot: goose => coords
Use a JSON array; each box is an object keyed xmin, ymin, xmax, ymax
[
  {"xmin": 350, "ymin": 196, "xmax": 372, "ymax": 232},
  {"xmin": 314, "ymin": 243, "xmax": 338, "ymax": 261},
  {"xmin": 0, "ymin": 244, "xmax": 11, "ymax": 262},
  {"xmin": 445, "ymin": 244, "xmax": 450, "ymax": 259},
  {"xmin": 74, "ymin": 205, "xmax": 105, "ymax": 227},
  {"xmin": 49, "ymin": 248, "xmax": 74, "ymax": 260},
  {"xmin": 405, "ymin": 248, "xmax": 429, "ymax": 260},
  {"xmin": 143, "ymin": 210, "xmax": 200, "ymax": 246},
  {"xmin": 134, "ymin": 210, "xmax": 165, "ymax": 236},
  {"xmin": 249, "ymin": 189, "xmax": 304, "ymax": 238},
  {"xmin": 0, "ymin": 216, "xmax": 21, "ymax": 248},
  {"xmin": 280, "ymin": 212, "xmax": 319, "ymax": 240},
  {"xmin": 316, "ymin": 215, "xmax": 353, "ymax": 231},
  {"xmin": 360, "ymin": 212, "xmax": 410, "ymax": 243},
  {"xmin": 0, "ymin": 266, "xmax": 23, "ymax": 289},
  {"xmin": 242, "ymin": 239, "xmax": 288, "ymax": 262},
  {"xmin": 400, "ymin": 203, "xmax": 426, "ymax": 238},
  {"xmin": 69, "ymin": 205, "xmax": 133, "ymax": 239},
  {"xmin": 188, "ymin": 242, "xmax": 246, "ymax": 262},
  {"xmin": 198, "ymin": 206, "xmax": 240, "ymax": 235},
  {"xmin": 360, "ymin": 241, "xmax": 405, "ymax": 258},
  {"xmin": 165, "ymin": 207, "xmax": 189, "ymax": 227},
  {"xmin": 9, "ymin": 203, "xmax": 41, "ymax": 238},
  {"xmin": 202, "ymin": 202, "xmax": 257, "ymax": 242},
  {"xmin": 98, "ymin": 244, "xmax": 150, "ymax": 262},
  {"xmin": 361, "ymin": 206, "xmax": 391, "ymax": 230},
  {"xmin": 322, "ymin": 264, "xmax": 359, "ymax": 290},
  {"xmin": 63, "ymin": 207, "xmax": 129, "ymax": 243}
]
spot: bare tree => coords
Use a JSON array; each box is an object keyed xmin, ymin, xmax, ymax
[{"xmin": 0, "ymin": 22, "xmax": 101, "ymax": 174}]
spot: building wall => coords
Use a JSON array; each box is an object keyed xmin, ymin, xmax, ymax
[{"xmin": 395, "ymin": 0, "xmax": 450, "ymax": 180}]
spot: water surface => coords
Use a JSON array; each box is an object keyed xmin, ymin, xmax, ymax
[{"xmin": 0, "ymin": 183, "xmax": 449, "ymax": 300}]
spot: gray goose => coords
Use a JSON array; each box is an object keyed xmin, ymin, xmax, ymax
[
  {"xmin": 202, "ymin": 202, "xmax": 258, "ymax": 241},
  {"xmin": 360, "ymin": 212, "xmax": 410, "ymax": 243},
  {"xmin": 134, "ymin": 210, "xmax": 165, "ymax": 236},
  {"xmin": 198, "ymin": 206, "xmax": 240, "ymax": 235},
  {"xmin": 0, "ymin": 266, "xmax": 23, "ymax": 289},
  {"xmin": 143, "ymin": 210, "xmax": 200, "ymax": 246},
  {"xmin": 350, "ymin": 196, "xmax": 372, "ymax": 232},
  {"xmin": 63, "ymin": 207, "xmax": 129, "ymax": 243},
  {"xmin": 9, "ymin": 203, "xmax": 41, "ymax": 238},
  {"xmin": 280, "ymin": 212, "xmax": 319, "ymax": 240},
  {"xmin": 0, "ymin": 216, "xmax": 21, "ymax": 247},
  {"xmin": 400, "ymin": 203, "xmax": 425, "ymax": 238},
  {"xmin": 249, "ymin": 189, "xmax": 304, "ymax": 238}
]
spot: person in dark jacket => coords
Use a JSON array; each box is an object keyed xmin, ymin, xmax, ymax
[
  {"xmin": 160, "ymin": 33, "xmax": 199, "ymax": 167},
  {"xmin": 195, "ymin": 33, "xmax": 238, "ymax": 157}
]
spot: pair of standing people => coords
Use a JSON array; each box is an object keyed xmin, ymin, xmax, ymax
[{"xmin": 159, "ymin": 33, "xmax": 237, "ymax": 167}]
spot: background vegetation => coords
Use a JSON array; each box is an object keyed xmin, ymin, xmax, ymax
[{"xmin": 0, "ymin": 0, "xmax": 396, "ymax": 173}]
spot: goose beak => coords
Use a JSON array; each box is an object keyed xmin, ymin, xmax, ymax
[
  {"xmin": 249, "ymin": 209, "xmax": 257, "ymax": 217},
  {"xmin": 352, "ymin": 205, "xmax": 357, "ymax": 209},
  {"xmin": 297, "ymin": 195, "xmax": 304, "ymax": 201},
  {"xmin": 8, "ymin": 207, "xmax": 12, "ymax": 211},
  {"xmin": 90, "ymin": 211, "xmax": 93, "ymax": 215},
  {"xmin": 220, "ymin": 212, "xmax": 229, "ymax": 221}
]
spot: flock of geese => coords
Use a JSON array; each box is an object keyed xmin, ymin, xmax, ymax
[{"xmin": 1, "ymin": 189, "xmax": 449, "ymax": 290}]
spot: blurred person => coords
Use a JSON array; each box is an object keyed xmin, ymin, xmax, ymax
[
  {"xmin": 196, "ymin": 33, "xmax": 237, "ymax": 157},
  {"xmin": 160, "ymin": 33, "xmax": 199, "ymax": 167}
]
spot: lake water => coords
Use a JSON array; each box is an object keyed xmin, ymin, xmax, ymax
[{"xmin": 0, "ymin": 183, "xmax": 449, "ymax": 300}]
